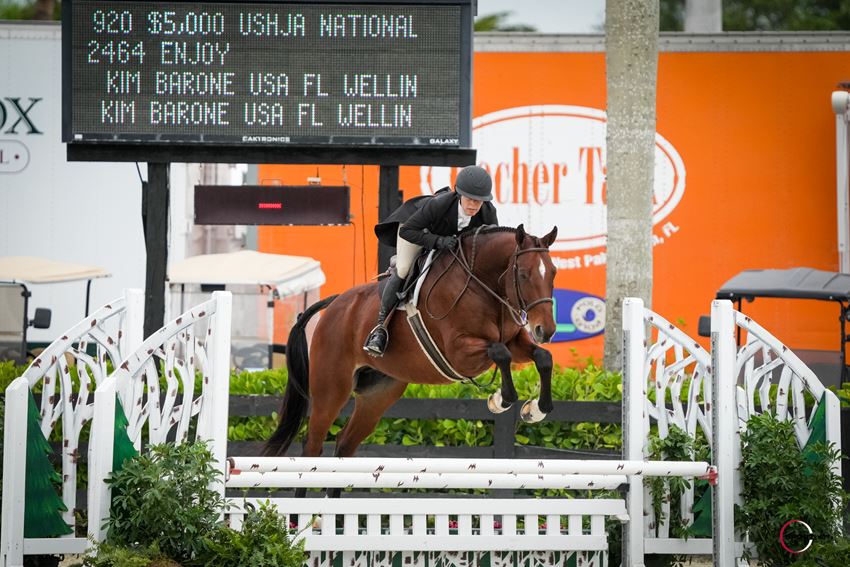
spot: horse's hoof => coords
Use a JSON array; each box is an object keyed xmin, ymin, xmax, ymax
[
  {"xmin": 520, "ymin": 399, "xmax": 547, "ymax": 423},
  {"xmin": 487, "ymin": 391, "xmax": 512, "ymax": 414}
]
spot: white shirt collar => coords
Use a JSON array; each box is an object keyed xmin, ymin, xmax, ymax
[{"xmin": 457, "ymin": 201, "xmax": 472, "ymax": 230}]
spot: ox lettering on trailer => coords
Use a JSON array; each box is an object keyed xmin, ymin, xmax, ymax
[
  {"xmin": 257, "ymin": 202, "xmax": 282, "ymax": 209},
  {"xmin": 62, "ymin": 0, "xmax": 473, "ymax": 149}
]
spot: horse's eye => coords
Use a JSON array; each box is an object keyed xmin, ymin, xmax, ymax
[{"xmin": 518, "ymin": 269, "xmax": 530, "ymax": 280}]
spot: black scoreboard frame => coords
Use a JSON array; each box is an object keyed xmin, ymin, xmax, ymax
[{"xmin": 62, "ymin": 0, "xmax": 475, "ymax": 166}]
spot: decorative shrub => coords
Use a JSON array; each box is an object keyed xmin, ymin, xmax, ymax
[
  {"xmin": 737, "ymin": 412, "xmax": 846, "ymax": 566},
  {"xmin": 104, "ymin": 442, "xmax": 225, "ymax": 563},
  {"xmin": 194, "ymin": 502, "xmax": 305, "ymax": 567}
]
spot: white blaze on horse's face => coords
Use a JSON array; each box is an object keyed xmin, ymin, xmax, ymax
[{"xmin": 538, "ymin": 259, "xmax": 546, "ymax": 278}]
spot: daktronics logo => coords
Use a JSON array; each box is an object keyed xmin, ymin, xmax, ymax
[{"xmin": 420, "ymin": 105, "xmax": 686, "ymax": 251}]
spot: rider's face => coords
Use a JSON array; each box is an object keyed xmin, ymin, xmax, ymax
[{"xmin": 460, "ymin": 195, "xmax": 484, "ymax": 216}]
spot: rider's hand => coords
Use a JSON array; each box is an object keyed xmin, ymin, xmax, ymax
[{"xmin": 435, "ymin": 235, "xmax": 458, "ymax": 250}]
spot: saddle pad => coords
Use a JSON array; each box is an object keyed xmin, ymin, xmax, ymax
[{"xmin": 394, "ymin": 249, "xmax": 436, "ymax": 312}]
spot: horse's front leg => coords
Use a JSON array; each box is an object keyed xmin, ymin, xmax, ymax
[
  {"xmin": 486, "ymin": 343, "xmax": 518, "ymax": 414},
  {"xmin": 508, "ymin": 331, "xmax": 553, "ymax": 423}
]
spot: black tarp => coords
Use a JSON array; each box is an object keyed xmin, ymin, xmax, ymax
[{"xmin": 717, "ymin": 267, "xmax": 850, "ymax": 303}]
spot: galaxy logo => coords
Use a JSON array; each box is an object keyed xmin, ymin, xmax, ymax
[{"xmin": 551, "ymin": 288, "xmax": 605, "ymax": 342}]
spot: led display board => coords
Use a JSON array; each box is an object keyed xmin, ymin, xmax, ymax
[
  {"xmin": 63, "ymin": 0, "xmax": 473, "ymax": 161},
  {"xmin": 194, "ymin": 184, "xmax": 350, "ymax": 225}
]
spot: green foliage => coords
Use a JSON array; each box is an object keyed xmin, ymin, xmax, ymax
[
  {"xmin": 0, "ymin": 0, "xmax": 61, "ymax": 20},
  {"xmin": 835, "ymin": 382, "xmax": 850, "ymax": 407},
  {"xmin": 793, "ymin": 538, "xmax": 850, "ymax": 566},
  {"xmin": 193, "ymin": 502, "xmax": 306, "ymax": 567},
  {"xmin": 660, "ymin": 0, "xmax": 850, "ymax": 31},
  {"xmin": 230, "ymin": 368, "xmax": 288, "ymax": 394},
  {"xmin": 646, "ymin": 425, "xmax": 708, "ymax": 541},
  {"xmin": 105, "ymin": 442, "xmax": 226, "ymax": 563},
  {"xmin": 737, "ymin": 413, "xmax": 847, "ymax": 566},
  {"xmin": 82, "ymin": 542, "xmax": 167, "ymax": 567},
  {"xmin": 226, "ymin": 363, "xmax": 625, "ymax": 451},
  {"xmin": 0, "ymin": 359, "xmax": 28, "ymax": 391},
  {"xmin": 0, "ymin": 393, "xmax": 4, "ymax": 503},
  {"xmin": 474, "ymin": 11, "xmax": 536, "ymax": 32}
]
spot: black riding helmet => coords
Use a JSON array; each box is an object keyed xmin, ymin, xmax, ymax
[{"xmin": 454, "ymin": 165, "xmax": 493, "ymax": 202}]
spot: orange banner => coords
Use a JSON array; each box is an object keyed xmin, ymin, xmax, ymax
[{"xmin": 259, "ymin": 50, "xmax": 845, "ymax": 365}]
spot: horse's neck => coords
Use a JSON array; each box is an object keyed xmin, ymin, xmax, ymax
[{"xmin": 462, "ymin": 233, "xmax": 513, "ymax": 290}]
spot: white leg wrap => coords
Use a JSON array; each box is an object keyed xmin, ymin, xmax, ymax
[
  {"xmin": 487, "ymin": 391, "xmax": 512, "ymax": 414},
  {"xmin": 520, "ymin": 399, "xmax": 547, "ymax": 423}
]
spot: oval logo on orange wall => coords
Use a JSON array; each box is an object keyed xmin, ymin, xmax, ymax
[{"xmin": 420, "ymin": 105, "xmax": 686, "ymax": 252}]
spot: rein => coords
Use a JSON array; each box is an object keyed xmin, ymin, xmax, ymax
[{"xmin": 425, "ymin": 229, "xmax": 553, "ymax": 327}]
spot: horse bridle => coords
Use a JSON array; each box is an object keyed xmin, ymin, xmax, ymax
[
  {"xmin": 446, "ymin": 231, "xmax": 553, "ymax": 327},
  {"xmin": 508, "ymin": 246, "xmax": 555, "ymax": 325}
]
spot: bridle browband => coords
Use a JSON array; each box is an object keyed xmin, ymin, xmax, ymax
[{"xmin": 426, "ymin": 228, "xmax": 553, "ymax": 327}]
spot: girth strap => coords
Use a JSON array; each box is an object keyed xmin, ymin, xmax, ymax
[{"xmin": 404, "ymin": 303, "xmax": 470, "ymax": 383}]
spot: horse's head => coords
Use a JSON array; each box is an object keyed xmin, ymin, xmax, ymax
[{"xmin": 511, "ymin": 224, "xmax": 558, "ymax": 343}]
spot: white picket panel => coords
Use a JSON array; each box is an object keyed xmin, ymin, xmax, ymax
[
  {"xmin": 623, "ymin": 298, "xmax": 718, "ymax": 566},
  {"xmin": 88, "ymin": 291, "xmax": 231, "ymax": 542},
  {"xmin": 0, "ymin": 290, "xmax": 143, "ymax": 567},
  {"xmin": 226, "ymin": 496, "xmax": 626, "ymax": 565}
]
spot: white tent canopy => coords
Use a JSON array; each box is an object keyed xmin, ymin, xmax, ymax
[
  {"xmin": 168, "ymin": 250, "xmax": 325, "ymax": 297},
  {"xmin": 0, "ymin": 256, "xmax": 111, "ymax": 284}
]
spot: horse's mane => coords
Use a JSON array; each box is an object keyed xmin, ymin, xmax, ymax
[{"xmin": 459, "ymin": 226, "xmax": 516, "ymax": 240}]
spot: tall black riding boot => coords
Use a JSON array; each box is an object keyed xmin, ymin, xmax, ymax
[{"xmin": 363, "ymin": 273, "xmax": 404, "ymax": 357}]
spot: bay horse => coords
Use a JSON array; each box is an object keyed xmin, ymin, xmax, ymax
[{"xmin": 264, "ymin": 224, "xmax": 559, "ymax": 459}]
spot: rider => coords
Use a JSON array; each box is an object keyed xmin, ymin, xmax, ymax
[{"xmin": 363, "ymin": 165, "xmax": 499, "ymax": 357}]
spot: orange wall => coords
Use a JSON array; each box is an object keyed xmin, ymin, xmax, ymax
[{"xmin": 259, "ymin": 50, "xmax": 845, "ymax": 364}]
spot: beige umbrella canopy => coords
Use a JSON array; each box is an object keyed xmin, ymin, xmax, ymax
[
  {"xmin": 168, "ymin": 250, "xmax": 325, "ymax": 296},
  {"xmin": 0, "ymin": 256, "xmax": 111, "ymax": 284}
]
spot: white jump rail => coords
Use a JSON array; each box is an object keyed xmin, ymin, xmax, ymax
[
  {"xmin": 1, "ymin": 289, "xmax": 143, "ymax": 567},
  {"xmin": 224, "ymin": 456, "xmax": 712, "ymax": 567},
  {"xmin": 227, "ymin": 456, "xmax": 712, "ymax": 477}
]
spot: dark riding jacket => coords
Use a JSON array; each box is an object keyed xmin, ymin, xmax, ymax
[{"xmin": 374, "ymin": 189, "xmax": 499, "ymax": 249}]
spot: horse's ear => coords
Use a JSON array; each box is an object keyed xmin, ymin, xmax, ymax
[
  {"xmin": 541, "ymin": 226, "xmax": 558, "ymax": 248},
  {"xmin": 516, "ymin": 224, "xmax": 526, "ymax": 244}
]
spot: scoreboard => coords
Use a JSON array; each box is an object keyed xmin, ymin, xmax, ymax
[{"xmin": 62, "ymin": 0, "xmax": 473, "ymax": 158}]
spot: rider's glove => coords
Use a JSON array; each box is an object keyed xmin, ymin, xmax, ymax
[{"xmin": 435, "ymin": 235, "xmax": 458, "ymax": 250}]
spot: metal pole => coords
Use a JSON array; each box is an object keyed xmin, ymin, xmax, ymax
[
  {"xmin": 832, "ymin": 91, "xmax": 850, "ymax": 273},
  {"xmin": 143, "ymin": 163, "xmax": 170, "ymax": 339},
  {"xmin": 378, "ymin": 165, "xmax": 402, "ymax": 274},
  {"xmin": 85, "ymin": 279, "xmax": 92, "ymax": 317}
]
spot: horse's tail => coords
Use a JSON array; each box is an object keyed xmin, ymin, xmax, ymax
[{"xmin": 263, "ymin": 294, "xmax": 339, "ymax": 457}]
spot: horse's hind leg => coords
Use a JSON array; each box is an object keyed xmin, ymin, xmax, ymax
[
  {"xmin": 302, "ymin": 359, "xmax": 355, "ymax": 458},
  {"xmin": 486, "ymin": 343, "xmax": 517, "ymax": 414},
  {"xmin": 334, "ymin": 373, "xmax": 407, "ymax": 458}
]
